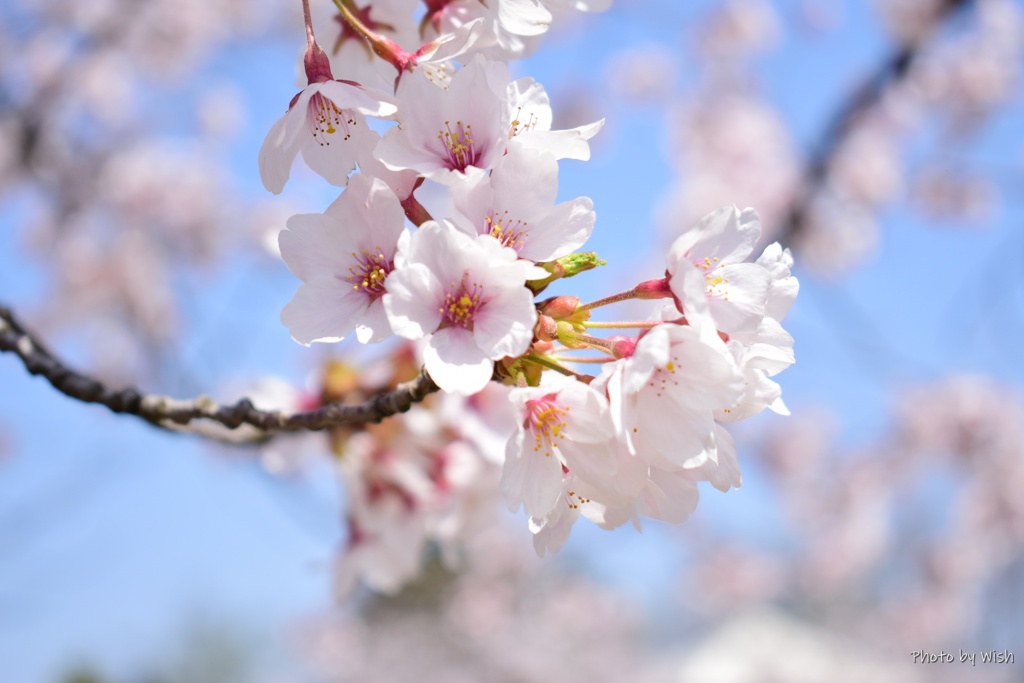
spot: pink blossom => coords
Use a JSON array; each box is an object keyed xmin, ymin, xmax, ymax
[
  {"xmin": 501, "ymin": 374, "xmax": 618, "ymax": 519},
  {"xmin": 666, "ymin": 205, "xmax": 771, "ymax": 335},
  {"xmin": 383, "ymin": 221, "xmax": 541, "ymax": 394},
  {"xmin": 599, "ymin": 322, "xmax": 745, "ymax": 471},
  {"xmin": 449, "ymin": 139, "xmax": 595, "ymax": 261},
  {"xmin": 375, "ymin": 55, "xmax": 511, "ymax": 185},
  {"xmin": 279, "ymin": 173, "xmax": 407, "ymax": 345},
  {"xmin": 258, "ymin": 46, "xmax": 397, "ymax": 194}
]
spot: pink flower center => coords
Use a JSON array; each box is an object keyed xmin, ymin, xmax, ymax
[
  {"xmin": 344, "ymin": 248, "xmax": 392, "ymax": 299},
  {"xmin": 484, "ymin": 210, "xmax": 528, "ymax": 251},
  {"xmin": 437, "ymin": 120, "xmax": 478, "ymax": 171},
  {"xmin": 441, "ymin": 274, "xmax": 484, "ymax": 328},
  {"xmin": 525, "ymin": 393, "xmax": 568, "ymax": 457},
  {"xmin": 308, "ymin": 92, "xmax": 356, "ymax": 146}
]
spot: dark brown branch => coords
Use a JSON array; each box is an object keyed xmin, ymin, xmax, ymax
[
  {"xmin": 779, "ymin": 0, "xmax": 973, "ymax": 245},
  {"xmin": 0, "ymin": 303, "xmax": 439, "ymax": 436}
]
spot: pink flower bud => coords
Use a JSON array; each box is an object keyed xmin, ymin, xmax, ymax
[
  {"xmin": 532, "ymin": 340, "xmax": 554, "ymax": 354},
  {"xmin": 610, "ymin": 336, "xmax": 638, "ymax": 359},
  {"xmin": 633, "ymin": 277, "xmax": 672, "ymax": 299},
  {"xmin": 539, "ymin": 295, "xmax": 581, "ymax": 319},
  {"xmin": 535, "ymin": 314, "xmax": 558, "ymax": 341}
]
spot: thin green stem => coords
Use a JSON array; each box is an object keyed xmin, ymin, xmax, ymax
[{"xmin": 523, "ymin": 354, "xmax": 593, "ymax": 382}]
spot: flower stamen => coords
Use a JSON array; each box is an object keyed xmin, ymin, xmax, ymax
[
  {"xmin": 439, "ymin": 273, "xmax": 483, "ymax": 328},
  {"xmin": 484, "ymin": 210, "xmax": 528, "ymax": 250},
  {"xmin": 437, "ymin": 119, "xmax": 477, "ymax": 171},
  {"xmin": 343, "ymin": 247, "xmax": 392, "ymax": 299},
  {"xmin": 308, "ymin": 92, "xmax": 355, "ymax": 146},
  {"xmin": 525, "ymin": 394, "xmax": 568, "ymax": 457}
]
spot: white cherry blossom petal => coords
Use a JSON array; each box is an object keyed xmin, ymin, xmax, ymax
[
  {"xmin": 258, "ymin": 114, "xmax": 304, "ymax": 194},
  {"xmin": 501, "ymin": 427, "xmax": 564, "ymax": 518},
  {"xmin": 278, "ymin": 174, "xmax": 405, "ymax": 345},
  {"xmin": 498, "ymin": 0, "xmax": 553, "ymax": 36},
  {"xmin": 471, "ymin": 285, "xmax": 535, "ymax": 357},
  {"xmin": 424, "ymin": 326, "xmax": 494, "ymax": 394},
  {"xmin": 281, "ymin": 279, "xmax": 367, "ymax": 345},
  {"xmin": 381, "ymin": 262, "xmax": 445, "ymax": 338}
]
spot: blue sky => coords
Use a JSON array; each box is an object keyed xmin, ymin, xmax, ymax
[{"xmin": 2, "ymin": 1, "xmax": 1024, "ymax": 680}]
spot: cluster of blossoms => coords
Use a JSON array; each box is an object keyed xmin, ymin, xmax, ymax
[{"xmin": 261, "ymin": 0, "xmax": 797, "ymax": 570}]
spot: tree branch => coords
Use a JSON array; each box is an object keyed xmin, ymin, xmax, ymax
[
  {"xmin": 0, "ymin": 303, "xmax": 440, "ymax": 437},
  {"xmin": 778, "ymin": 0, "xmax": 973, "ymax": 245}
]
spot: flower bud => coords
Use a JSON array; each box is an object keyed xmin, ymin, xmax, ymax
[
  {"xmin": 527, "ymin": 252, "xmax": 606, "ymax": 294},
  {"xmin": 539, "ymin": 295, "xmax": 580, "ymax": 319},
  {"xmin": 633, "ymin": 277, "xmax": 673, "ymax": 299},
  {"xmin": 535, "ymin": 314, "xmax": 558, "ymax": 341},
  {"xmin": 532, "ymin": 340, "xmax": 554, "ymax": 355},
  {"xmin": 610, "ymin": 336, "xmax": 638, "ymax": 359}
]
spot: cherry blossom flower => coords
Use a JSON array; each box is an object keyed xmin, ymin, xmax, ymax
[
  {"xmin": 375, "ymin": 55, "xmax": 511, "ymax": 185},
  {"xmin": 666, "ymin": 205, "xmax": 771, "ymax": 335},
  {"xmin": 598, "ymin": 322, "xmax": 745, "ymax": 471},
  {"xmin": 375, "ymin": 55, "xmax": 603, "ymax": 185},
  {"xmin": 659, "ymin": 210, "xmax": 798, "ymax": 424},
  {"xmin": 449, "ymin": 140, "xmax": 595, "ymax": 261},
  {"xmin": 279, "ymin": 173, "xmax": 407, "ymax": 344},
  {"xmin": 702, "ymin": 240, "xmax": 798, "ymax": 423},
  {"xmin": 382, "ymin": 221, "xmax": 542, "ymax": 394},
  {"xmin": 501, "ymin": 373, "xmax": 618, "ymax": 519},
  {"xmin": 714, "ymin": 343, "xmax": 789, "ymax": 423},
  {"xmin": 258, "ymin": 45, "xmax": 397, "ymax": 194}
]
